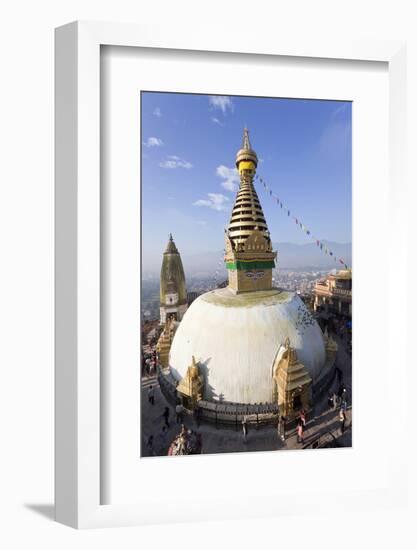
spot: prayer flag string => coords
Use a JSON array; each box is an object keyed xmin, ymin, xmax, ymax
[{"xmin": 256, "ymin": 174, "xmax": 349, "ymax": 270}]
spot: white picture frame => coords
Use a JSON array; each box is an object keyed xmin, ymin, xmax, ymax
[{"xmin": 55, "ymin": 21, "xmax": 407, "ymax": 528}]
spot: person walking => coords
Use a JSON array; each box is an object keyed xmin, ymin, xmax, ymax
[
  {"xmin": 242, "ymin": 416, "xmax": 248, "ymax": 440},
  {"xmin": 299, "ymin": 409, "xmax": 306, "ymax": 428},
  {"xmin": 278, "ymin": 416, "xmax": 286, "ymax": 441},
  {"xmin": 175, "ymin": 402, "xmax": 184, "ymax": 424},
  {"xmin": 333, "ymin": 391, "xmax": 338, "ymax": 410},
  {"xmin": 328, "ymin": 392, "xmax": 334, "ymax": 410},
  {"xmin": 297, "ymin": 418, "xmax": 304, "ymax": 444},
  {"xmin": 341, "ymin": 388, "xmax": 348, "ymax": 408},
  {"xmin": 339, "ymin": 409, "xmax": 346, "ymax": 434},
  {"xmin": 148, "ymin": 385, "xmax": 155, "ymax": 405},
  {"xmin": 163, "ymin": 406, "xmax": 170, "ymax": 428}
]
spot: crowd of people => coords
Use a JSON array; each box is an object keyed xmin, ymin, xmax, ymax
[
  {"xmin": 167, "ymin": 424, "xmax": 202, "ymax": 456},
  {"xmin": 142, "ymin": 347, "xmax": 158, "ymax": 378}
]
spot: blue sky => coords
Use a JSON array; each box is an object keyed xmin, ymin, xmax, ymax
[{"xmin": 141, "ymin": 92, "xmax": 351, "ymax": 268}]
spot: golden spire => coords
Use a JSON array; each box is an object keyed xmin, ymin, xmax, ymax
[
  {"xmin": 224, "ymin": 129, "xmax": 277, "ymax": 294},
  {"xmin": 235, "ymin": 127, "xmax": 258, "ymax": 170},
  {"xmin": 227, "ymin": 128, "xmax": 270, "ymax": 249}
]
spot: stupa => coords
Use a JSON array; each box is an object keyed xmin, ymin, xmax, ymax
[{"xmin": 167, "ymin": 129, "xmax": 332, "ymax": 410}]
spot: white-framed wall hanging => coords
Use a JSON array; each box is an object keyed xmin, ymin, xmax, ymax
[{"xmin": 55, "ymin": 21, "xmax": 408, "ymax": 528}]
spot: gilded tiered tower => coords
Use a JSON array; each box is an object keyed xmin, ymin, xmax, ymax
[
  {"xmin": 224, "ymin": 128, "xmax": 277, "ymax": 293},
  {"xmin": 159, "ymin": 234, "xmax": 188, "ymax": 324}
]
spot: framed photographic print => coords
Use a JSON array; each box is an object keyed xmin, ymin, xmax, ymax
[
  {"xmin": 139, "ymin": 92, "xmax": 352, "ymax": 458},
  {"xmin": 55, "ymin": 21, "xmax": 408, "ymax": 528}
]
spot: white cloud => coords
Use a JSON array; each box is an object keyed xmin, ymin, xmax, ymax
[
  {"xmin": 209, "ymin": 96, "xmax": 234, "ymax": 114},
  {"xmin": 144, "ymin": 136, "xmax": 163, "ymax": 147},
  {"xmin": 160, "ymin": 155, "xmax": 192, "ymax": 169},
  {"xmin": 211, "ymin": 117, "xmax": 223, "ymax": 126},
  {"xmin": 153, "ymin": 107, "xmax": 162, "ymax": 117},
  {"xmin": 216, "ymin": 165, "xmax": 240, "ymax": 192},
  {"xmin": 193, "ymin": 193, "xmax": 229, "ymax": 211}
]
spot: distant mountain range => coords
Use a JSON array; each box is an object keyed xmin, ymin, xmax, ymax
[
  {"xmin": 270, "ymin": 241, "xmax": 352, "ymax": 270},
  {"xmin": 143, "ymin": 241, "xmax": 352, "ymax": 277}
]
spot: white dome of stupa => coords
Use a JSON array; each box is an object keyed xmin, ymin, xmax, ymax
[{"xmin": 169, "ymin": 287, "xmax": 327, "ymax": 404}]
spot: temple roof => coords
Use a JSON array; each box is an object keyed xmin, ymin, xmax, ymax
[{"xmin": 329, "ymin": 269, "xmax": 352, "ymax": 280}]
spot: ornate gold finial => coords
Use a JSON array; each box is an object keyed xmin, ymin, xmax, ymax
[
  {"xmin": 284, "ymin": 337, "xmax": 290, "ymax": 348},
  {"xmin": 235, "ymin": 127, "xmax": 258, "ymax": 169},
  {"xmin": 242, "ymin": 127, "xmax": 251, "ymax": 150}
]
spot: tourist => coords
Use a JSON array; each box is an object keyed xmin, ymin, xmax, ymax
[
  {"xmin": 278, "ymin": 416, "xmax": 286, "ymax": 441},
  {"xmin": 337, "ymin": 382, "xmax": 346, "ymax": 398},
  {"xmin": 336, "ymin": 366, "xmax": 343, "ymax": 383},
  {"xmin": 300, "ymin": 409, "xmax": 306, "ymax": 428},
  {"xmin": 297, "ymin": 418, "xmax": 304, "ymax": 444},
  {"xmin": 242, "ymin": 416, "xmax": 248, "ymax": 439},
  {"xmin": 175, "ymin": 402, "xmax": 184, "ymax": 424},
  {"xmin": 339, "ymin": 409, "xmax": 346, "ymax": 434},
  {"xmin": 163, "ymin": 406, "xmax": 170, "ymax": 428},
  {"xmin": 328, "ymin": 392, "xmax": 334, "ymax": 409},
  {"xmin": 148, "ymin": 385, "xmax": 155, "ymax": 405}
]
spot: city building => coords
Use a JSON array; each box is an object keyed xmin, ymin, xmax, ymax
[
  {"xmin": 313, "ymin": 269, "xmax": 352, "ymax": 316},
  {"xmin": 159, "ymin": 234, "xmax": 188, "ymax": 324},
  {"xmin": 159, "ymin": 129, "xmax": 336, "ymax": 420}
]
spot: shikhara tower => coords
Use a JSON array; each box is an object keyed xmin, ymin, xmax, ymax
[
  {"xmin": 225, "ymin": 128, "xmax": 276, "ymax": 293},
  {"xmin": 159, "ymin": 234, "xmax": 188, "ymax": 324}
]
